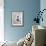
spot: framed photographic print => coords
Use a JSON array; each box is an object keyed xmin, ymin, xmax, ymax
[{"xmin": 12, "ymin": 11, "xmax": 24, "ymax": 26}]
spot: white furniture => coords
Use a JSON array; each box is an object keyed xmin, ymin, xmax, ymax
[
  {"xmin": 17, "ymin": 25, "xmax": 46, "ymax": 46},
  {"xmin": 31, "ymin": 25, "xmax": 46, "ymax": 46}
]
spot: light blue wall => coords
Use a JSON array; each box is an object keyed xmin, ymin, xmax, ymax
[
  {"xmin": 4, "ymin": 0, "xmax": 40, "ymax": 42},
  {"xmin": 40, "ymin": 0, "xmax": 46, "ymax": 27}
]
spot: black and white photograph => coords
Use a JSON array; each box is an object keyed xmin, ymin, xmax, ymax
[{"xmin": 12, "ymin": 12, "xmax": 24, "ymax": 26}]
